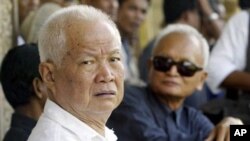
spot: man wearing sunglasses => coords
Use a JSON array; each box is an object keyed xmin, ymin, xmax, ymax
[{"xmin": 107, "ymin": 24, "xmax": 242, "ymax": 141}]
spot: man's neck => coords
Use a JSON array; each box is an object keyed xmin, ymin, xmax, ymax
[
  {"xmin": 73, "ymin": 111, "xmax": 111, "ymax": 136},
  {"xmin": 15, "ymin": 100, "xmax": 43, "ymax": 120},
  {"xmin": 51, "ymin": 97, "xmax": 111, "ymax": 136},
  {"xmin": 156, "ymin": 94, "xmax": 184, "ymax": 111}
]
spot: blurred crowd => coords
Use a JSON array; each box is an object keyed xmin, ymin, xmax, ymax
[{"xmin": 1, "ymin": 0, "xmax": 250, "ymax": 141}]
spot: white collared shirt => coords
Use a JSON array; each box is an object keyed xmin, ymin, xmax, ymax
[
  {"xmin": 207, "ymin": 11, "xmax": 249, "ymax": 94},
  {"xmin": 28, "ymin": 99, "xmax": 117, "ymax": 141}
]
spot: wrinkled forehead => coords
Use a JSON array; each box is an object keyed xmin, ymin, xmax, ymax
[
  {"xmin": 67, "ymin": 19, "xmax": 119, "ymax": 43},
  {"xmin": 64, "ymin": 19, "xmax": 121, "ymax": 55}
]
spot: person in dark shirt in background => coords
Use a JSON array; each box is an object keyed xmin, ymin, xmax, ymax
[
  {"xmin": 108, "ymin": 24, "xmax": 242, "ymax": 141},
  {"xmin": 139, "ymin": 0, "xmax": 224, "ymax": 109},
  {"xmin": 139, "ymin": 0, "xmax": 224, "ymax": 82},
  {"xmin": 116, "ymin": 0, "xmax": 150, "ymax": 84},
  {"xmin": 1, "ymin": 44, "xmax": 47, "ymax": 141}
]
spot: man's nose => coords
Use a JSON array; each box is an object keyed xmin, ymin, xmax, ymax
[
  {"xmin": 95, "ymin": 64, "xmax": 115, "ymax": 83},
  {"xmin": 136, "ymin": 10, "xmax": 145, "ymax": 23},
  {"xmin": 166, "ymin": 65, "xmax": 179, "ymax": 76}
]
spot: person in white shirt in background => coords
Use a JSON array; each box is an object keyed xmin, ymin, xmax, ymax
[
  {"xmin": 205, "ymin": 4, "xmax": 250, "ymax": 124},
  {"xmin": 207, "ymin": 10, "xmax": 249, "ymax": 95},
  {"xmin": 28, "ymin": 5, "xmax": 124, "ymax": 141}
]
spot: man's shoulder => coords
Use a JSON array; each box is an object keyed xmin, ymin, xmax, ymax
[
  {"xmin": 124, "ymin": 84, "xmax": 148, "ymax": 102},
  {"xmin": 111, "ymin": 84, "xmax": 151, "ymax": 113},
  {"xmin": 27, "ymin": 114, "xmax": 60, "ymax": 141},
  {"xmin": 232, "ymin": 10, "xmax": 249, "ymax": 20},
  {"xmin": 183, "ymin": 105, "xmax": 204, "ymax": 117},
  {"xmin": 125, "ymin": 84, "xmax": 146, "ymax": 94},
  {"xmin": 3, "ymin": 128, "xmax": 28, "ymax": 141},
  {"xmin": 116, "ymin": 84, "xmax": 154, "ymax": 115},
  {"xmin": 183, "ymin": 106, "xmax": 213, "ymax": 126},
  {"xmin": 3, "ymin": 113, "xmax": 36, "ymax": 141},
  {"xmin": 28, "ymin": 119, "xmax": 75, "ymax": 141},
  {"xmin": 226, "ymin": 10, "xmax": 249, "ymax": 28}
]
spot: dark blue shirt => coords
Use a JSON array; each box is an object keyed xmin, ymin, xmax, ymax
[
  {"xmin": 108, "ymin": 85, "xmax": 214, "ymax": 141},
  {"xmin": 3, "ymin": 112, "xmax": 37, "ymax": 141}
]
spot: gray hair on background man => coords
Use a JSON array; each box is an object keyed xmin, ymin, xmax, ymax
[{"xmin": 152, "ymin": 24, "xmax": 210, "ymax": 69}]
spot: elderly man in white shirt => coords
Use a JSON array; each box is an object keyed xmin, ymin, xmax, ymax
[
  {"xmin": 28, "ymin": 5, "xmax": 124, "ymax": 141},
  {"xmin": 207, "ymin": 10, "xmax": 249, "ymax": 94}
]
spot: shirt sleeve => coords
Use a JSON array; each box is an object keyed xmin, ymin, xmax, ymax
[{"xmin": 206, "ymin": 11, "xmax": 249, "ymax": 94}]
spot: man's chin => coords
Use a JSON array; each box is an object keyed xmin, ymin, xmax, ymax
[
  {"xmin": 159, "ymin": 90, "xmax": 185, "ymax": 100},
  {"xmin": 95, "ymin": 102, "xmax": 118, "ymax": 112}
]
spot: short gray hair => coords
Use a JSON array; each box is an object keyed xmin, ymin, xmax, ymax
[
  {"xmin": 38, "ymin": 5, "xmax": 121, "ymax": 66},
  {"xmin": 153, "ymin": 24, "xmax": 210, "ymax": 69}
]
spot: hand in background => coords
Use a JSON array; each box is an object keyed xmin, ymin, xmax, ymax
[{"xmin": 205, "ymin": 117, "xmax": 243, "ymax": 141}]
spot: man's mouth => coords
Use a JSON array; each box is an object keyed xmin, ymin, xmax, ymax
[{"xmin": 94, "ymin": 90, "xmax": 116, "ymax": 96}]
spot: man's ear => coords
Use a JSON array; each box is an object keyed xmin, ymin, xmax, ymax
[
  {"xmin": 33, "ymin": 77, "xmax": 47, "ymax": 99},
  {"xmin": 147, "ymin": 58, "xmax": 152, "ymax": 71},
  {"xmin": 181, "ymin": 10, "xmax": 195, "ymax": 23},
  {"xmin": 196, "ymin": 71, "xmax": 208, "ymax": 91},
  {"xmin": 39, "ymin": 62, "xmax": 56, "ymax": 88},
  {"xmin": 146, "ymin": 58, "xmax": 153, "ymax": 81}
]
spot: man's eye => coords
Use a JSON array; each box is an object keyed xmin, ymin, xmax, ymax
[
  {"xmin": 82, "ymin": 60, "xmax": 94, "ymax": 65},
  {"xmin": 110, "ymin": 57, "xmax": 121, "ymax": 62},
  {"xmin": 128, "ymin": 5, "xmax": 137, "ymax": 11}
]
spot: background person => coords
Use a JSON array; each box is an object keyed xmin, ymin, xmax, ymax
[
  {"xmin": 108, "ymin": 24, "xmax": 242, "ymax": 141},
  {"xmin": 1, "ymin": 44, "xmax": 47, "ymax": 141},
  {"xmin": 80, "ymin": 0, "xmax": 118, "ymax": 21}
]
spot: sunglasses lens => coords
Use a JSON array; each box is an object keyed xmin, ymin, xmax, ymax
[
  {"xmin": 178, "ymin": 61, "xmax": 200, "ymax": 77},
  {"xmin": 153, "ymin": 56, "xmax": 202, "ymax": 77},
  {"xmin": 153, "ymin": 56, "xmax": 172, "ymax": 72}
]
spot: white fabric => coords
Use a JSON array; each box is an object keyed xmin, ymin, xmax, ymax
[
  {"xmin": 207, "ymin": 11, "xmax": 249, "ymax": 94},
  {"xmin": 17, "ymin": 35, "xmax": 25, "ymax": 46},
  {"xmin": 28, "ymin": 99, "xmax": 117, "ymax": 141}
]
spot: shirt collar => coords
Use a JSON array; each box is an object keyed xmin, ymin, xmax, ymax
[
  {"xmin": 43, "ymin": 99, "xmax": 117, "ymax": 141},
  {"xmin": 162, "ymin": 103, "xmax": 183, "ymax": 127},
  {"xmin": 146, "ymin": 86, "xmax": 183, "ymax": 127}
]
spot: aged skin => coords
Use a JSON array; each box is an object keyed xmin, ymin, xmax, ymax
[
  {"xmin": 149, "ymin": 32, "xmax": 206, "ymax": 110},
  {"xmin": 40, "ymin": 19, "xmax": 124, "ymax": 135}
]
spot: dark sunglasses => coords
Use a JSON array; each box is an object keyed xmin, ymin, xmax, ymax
[{"xmin": 152, "ymin": 56, "xmax": 202, "ymax": 77}]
